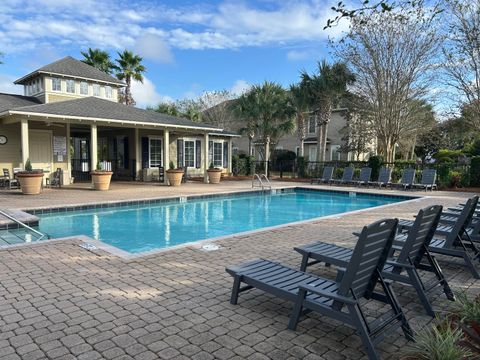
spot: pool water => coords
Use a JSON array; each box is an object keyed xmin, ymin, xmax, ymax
[{"xmin": 37, "ymin": 189, "xmax": 409, "ymax": 254}]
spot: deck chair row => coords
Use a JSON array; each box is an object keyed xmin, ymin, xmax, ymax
[
  {"xmin": 226, "ymin": 196, "xmax": 480, "ymax": 359},
  {"xmin": 311, "ymin": 166, "xmax": 437, "ymax": 191}
]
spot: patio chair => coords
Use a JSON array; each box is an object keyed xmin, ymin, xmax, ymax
[
  {"xmin": 352, "ymin": 167, "xmax": 372, "ymax": 187},
  {"xmin": 46, "ymin": 168, "xmax": 62, "ymax": 188},
  {"xmin": 2, "ymin": 168, "xmax": 19, "ymax": 189},
  {"xmin": 399, "ymin": 196, "xmax": 480, "ymax": 278},
  {"xmin": 226, "ymin": 218, "xmax": 414, "ymax": 360},
  {"xmin": 368, "ymin": 167, "xmax": 392, "ymax": 188},
  {"xmin": 294, "ymin": 205, "xmax": 453, "ymax": 316},
  {"xmin": 331, "ymin": 167, "xmax": 354, "ymax": 185},
  {"xmin": 392, "ymin": 168, "xmax": 415, "ymax": 190},
  {"xmin": 412, "ymin": 169, "xmax": 437, "ymax": 191},
  {"xmin": 310, "ymin": 166, "xmax": 334, "ymax": 184}
]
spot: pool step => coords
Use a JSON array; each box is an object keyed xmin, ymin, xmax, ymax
[{"xmin": 0, "ymin": 228, "xmax": 37, "ymax": 245}]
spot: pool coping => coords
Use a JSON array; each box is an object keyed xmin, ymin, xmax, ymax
[{"xmin": 14, "ymin": 187, "xmax": 423, "ymax": 260}]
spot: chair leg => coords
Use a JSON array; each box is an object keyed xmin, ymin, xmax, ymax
[
  {"xmin": 348, "ymin": 304, "xmax": 380, "ymax": 360},
  {"xmin": 288, "ymin": 288, "xmax": 306, "ymax": 330},
  {"xmin": 230, "ymin": 275, "xmax": 242, "ymax": 305},
  {"xmin": 424, "ymin": 251, "xmax": 455, "ymax": 301},
  {"xmin": 381, "ymin": 277, "xmax": 414, "ymax": 341},
  {"xmin": 406, "ymin": 268, "xmax": 435, "ymax": 317},
  {"xmin": 300, "ymin": 254, "xmax": 309, "ymax": 272},
  {"xmin": 463, "ymin": 252, "xmax": 480, "ymax": 279}
]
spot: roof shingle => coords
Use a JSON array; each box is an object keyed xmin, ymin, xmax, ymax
[{"xmin": 0, "ymin": 93, "xmax": 42, "ymax": 113}]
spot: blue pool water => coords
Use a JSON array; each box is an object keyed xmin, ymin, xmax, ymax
[{"xmin": 37, "ymin": 189, "xmax": 409, "ymax": 254}]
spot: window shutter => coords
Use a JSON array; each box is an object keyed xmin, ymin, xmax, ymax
[
  {"xmin": 123, "ymin": 137, "xmax": 129, "ymax": 169},
  {"xmin": 141, "ymin": 137, "xmax": 149, "ymax": 169},
  {"xmin": 195, "ymin": 140, "xmax": 201, "ymax": 169},
  {"xmin": 208, "ymin": 141, "xmax": 213, "ymax": 166},
  {"xmin": 177, "ymin": 139, "xmax": 184, "ymax": 168},
  {"xmin": 223, "ymin": 141, "xmax": 228, "ymax": 168}
]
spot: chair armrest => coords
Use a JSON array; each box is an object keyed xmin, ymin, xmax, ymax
[
  {"xmin": 386, "ymin": 260, "xmax": 415, "ymax": 269},
  {"xmin": 298, "ymin": 283, "xmax": 357, "ymax": 305},
  {"xmin": 352, "ymin": 232, "xmax": 360, "ymax": 237}
]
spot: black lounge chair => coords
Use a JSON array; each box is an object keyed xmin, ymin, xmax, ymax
[
  {"xmin": 310, "ymin": 166, "xmax": 334, "ymax": 184},
  {"xmin": 352, "ymin": 167, "xmax": 372, "ymax": 187},
  {"xmin": 226, "ymin": 218, "xmax": 413, "ymax": 360},
  {"xmin": 392, "ymin": 168, "xmax": 415, "ymax": 190},
  {"xmin": 413, "ymin": 169, "xmax": 437, "ymax": 191},
  {"xmin": 368, "ymin": 167, "xmax": 392, "ymax": 188},
  {"xmin": 331, "ymin": 167, "xmax": 354, "ymax": 185},
  {"xmin": 399, "ymin": 196, "xmax": 480, "ymax": 278},
  {"xmin": 295, "ymin": 205, "xmax": 453, "ymax": 316}
]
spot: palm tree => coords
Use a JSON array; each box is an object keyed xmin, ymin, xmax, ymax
[
  {"xmin": 290, "ymin": 84, "xmax": 310, "ymax": 157},
  {"xmin": 301, "ymin": 61, "xmax": 355, "ymax": 161},
  {"xmin": 233, "ymin": 91, "xmax": 258, "ymax": 156},
  {"xmin": 236, "ymin": 81, "xmax": 295, "ymax": 174},
  {"xmin": 81, "ymin": 48, "xmax": 115, "ymax": 74},
  {"xmin": 115, "ymin": 50, "xmax": 146, "ymax": 106},
  {"xmin": 148, "ymin": 102, "xmax": 180, "ymax": 117}
]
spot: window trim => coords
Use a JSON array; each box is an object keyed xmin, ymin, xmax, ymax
[
  {"xmin": 148, "ymin": 137, "xmax": 163, "ymax": 168},
  {"xmin": 93, "ymin": 83, "xmax": 100, "ymax": 97},
  {"xmin": 308, "ymin": 116, "xmax": 316, "ymax": 134},
  {"xmin": 212, "ymin": 140, "xmax": 224, "ymax": 168},
  {"xmin": 330, "ymin": 145, "xmax": 341, "ymax": 161},
  {"xmin": 52, "ymin": 77, "xmax": 61, "ymax": 92},
  {"xmin": 66, "ymin": 79, "xmax": 75, "ymax": 93},
  {"xmin": 105, "ymin": 86, "xmax": 112, "ymax": 98},
  {"xmin": 183, "ymin": 138, "xmax": 196, "ymax": 168}
]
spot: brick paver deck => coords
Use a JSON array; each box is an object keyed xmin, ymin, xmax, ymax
[{"xmin": 0, "ymin": 181, "xmax": 478, "ymax": 359}]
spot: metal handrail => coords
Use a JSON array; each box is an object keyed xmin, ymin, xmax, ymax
[
  {"xmin": 0, "ymin": 210, "xmax": 48, "ymax": 241},
  {"xmin": 252, "ymin": 174, "xmax": 272, "ymax": 190}
]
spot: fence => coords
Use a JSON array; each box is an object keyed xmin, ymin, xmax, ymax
[{"xmin": 239, "ymin": 159, "xmax": 473, "ymax": 188}]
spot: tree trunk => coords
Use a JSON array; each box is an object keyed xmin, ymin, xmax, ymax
[
  {"xmin": 299, "ymin": 139, "xmax": 304, "ymax": 157},
  {"xmin": 316, "ymin": 100, "xmax": 332, "ymax": 162},
  {"xmin": 316, "ymin": 123, "xmax": 323, "ymax": 162},
  {"xmin": 264, "ymin": 137, "xmax": 270, "ymax": 176},
  {"xmin": 321, "ymin": 123, "xmax": 328, "ymax": 161},
  {"xmin": 248, "ymin": 136, "xmax": 253, "ymax": 157}
]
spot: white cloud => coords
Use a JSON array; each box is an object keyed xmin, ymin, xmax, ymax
[
  {"xmin": 286, "ymin": 50, "xmax": 311, "ymax": 61},
  {"xmin": 130, "ymin": 76, "xmax": 172, "ymax": 108},
  {"xmin": 230, "ymin": 80, "xmax": 250, "ymax": 95},
  {"xmin": 134, "ymin": 34, "xmax": 174, "ymax": 64}
]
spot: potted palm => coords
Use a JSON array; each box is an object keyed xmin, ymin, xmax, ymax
[
  {"xmin": 207, "ymin": 162, "xmax": 222, "ymax": 184},
  {"xmin": 166, "ymin": 161, "xmax": 183, "ymax": 186},
  {"xmin": 17, "ymin": 159, "xmax": 44, "ymax": 195},
  {"xmin": 91, "ymin": 161, "xmax": 113, "ymax": 191}
]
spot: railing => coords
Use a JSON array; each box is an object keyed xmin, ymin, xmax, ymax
[
  {"xmin": 252, "ymin": 174, "xmax": 272, "ymax": 190},
  {"xmin": 0, "ymin": 210, "xmax": 49, "ymax": 242}
]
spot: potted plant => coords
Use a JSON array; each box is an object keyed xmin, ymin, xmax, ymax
[
  {"xmin": 207, "ymin": 162, "xmax": 222, "ymax": 184},
  {"xmin": 91, "ymin": 161, "xmax": 113, "ymax": 191},
  {"xmin": 17, "ymin": 159, "xmax": 44, "ymax": 195},
  {"xmin": 166, "ymin": 161, "xmax": 183, "ymax": 186}
]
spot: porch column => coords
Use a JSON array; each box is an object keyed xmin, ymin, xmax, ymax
[
  {"xmin": 203, "ymin": 132, "xmax": 209, "ymax": 183},
  {"xmin": 163, "ymin": 129, "xmax": 169, "ymax": 185},
  {"xmin": 228, "ymin": 138, "xmax": 233, "ymax": 174},
  {"xmin": 20, "ymin": 118, "xmax": 29, "ymax": 167},
  {"xmin": 90, "ymin": 123, "xmax": 98, "ymax": 172},
  {"xmin": 135, "ymin": 128, "xmax": 141, "ymax": 180},
  {"xmin": 66, "ymin": 122, "xmax": 71, "ymax": 183}
]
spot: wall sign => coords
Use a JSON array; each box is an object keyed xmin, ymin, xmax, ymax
[{"xmin": 53, "ymin": 136, "xmax": 67, "ymax": 155}]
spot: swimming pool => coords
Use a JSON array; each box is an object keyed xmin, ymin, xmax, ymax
[{"xmin": 36, "ymin": 188, "xmax": 412, "ymax": 254}]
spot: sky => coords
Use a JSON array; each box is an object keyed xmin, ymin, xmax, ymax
[{"xmin": 0, "ymin": 0, "xmax": 349, "ymax": 108}]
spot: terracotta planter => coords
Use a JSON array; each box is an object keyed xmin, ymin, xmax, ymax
[
  {"xmin": 166, "ymin": 169, "xmax": 183, "ymax": 186},
  {"xmin": 91, "ymin": 171, "xmax": 113, "ymax": 191},
  {"xmin": 207, "ymin": 168, "xmax": 222, "ymax": 184},
  {"xmin": 17, "ymin": 172, "xmax": 44, "ymax": 195}
]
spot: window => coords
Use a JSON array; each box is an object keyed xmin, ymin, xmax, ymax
[
  {"xmin": 184, "ymin": 140, "xmax": 195, "ymax": 167},
  {"xmin": 66, "ymin": 79, "xmax": 75, "ymax": 93},
  {"xmin": 105, "ymin": 86, "xmax": 112, "ymax": 98},
  {"xmin": 80, "ymin": 82, "xmax": 88, "ymax": 95},
  {"xmin": 308, "ymin": 116, "xmax": 316, "ymax": 134},
  {"xmin": 52, "ymin": 77, "xmax": 61, "ymax": 91},
  {"xmin": 149, "ymin": 138, "xmax": 162, "ymax": 167},
  {"xmin": 93, "ymin": 84, "xmax": 100, "ymax": 96},
  {"xmin": 331, "ymin": 145, "xmax": 341, "ymax": 161},
  {"xmin": 213, "ymin": 142, "xmax": 223, "ymax": 167}
]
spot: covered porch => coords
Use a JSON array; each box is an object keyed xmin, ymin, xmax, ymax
[{"xmin": 0, "ymin": 113, "xmax": 235, "ymax": 186}]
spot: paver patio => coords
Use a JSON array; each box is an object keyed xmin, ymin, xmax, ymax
[{"xmin": 0, "ymin": 181, "xmax": 478, "ymax": 359}]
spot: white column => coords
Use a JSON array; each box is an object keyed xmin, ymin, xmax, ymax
[
  {"xmin": 66, "ymin": 122, "xmax": 71, "ymax": 184},
  {"xmin": 228, "ymin": 138, "xmax": 233, "ymax": 174},
  {"xmin": 163, "ymin": 129, "xmax": 170, "ymax": 185},
  {"xmin": 21, "ymin": 118, "xmax": 29, "ymax": 167},
  {"xmin": 90, "ymin": 123, "xmax": 98, "ymax": 172},
  {"xmin": 135, "ymin": 128, "xmax": 141, "ymax": 181},
  {"xmin": 203, "ymin": 132, "xmax": 209, "ymax": 183}
]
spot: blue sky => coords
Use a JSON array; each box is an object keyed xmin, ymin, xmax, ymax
[{"xmin": 0, "ymin": 0, "xmax": 348, "ymax": 107}]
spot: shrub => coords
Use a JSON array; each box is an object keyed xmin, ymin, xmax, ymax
[
  {"xmin": 367, "ymin": 155, "xmax": 383, "ymax": 181},
  {"xmin": 246, "ymin": 156, "xmax": 256, "ymax": 176},
  {"xmin": 334, "ymin": 167, "xmax": 344, "ymax": 180},
  {"xmin": 470, "ymin": 156, "xmax": 480, "ymax": 186},
  {"xmin": 297, "ymin": 156, "xmax": 307, "ymax": 177},
  {"xmin": 434, "ymin": 149, "xmax": 463, "ymax": 164},
  {"xmin": 448, "ymin": 171, "xmax": 461, "ymax": 188}
]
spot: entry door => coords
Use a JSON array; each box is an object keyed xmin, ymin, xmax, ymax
[
  {"xmin": 29, "ymin": 130, "xmax": 53, "ymax": 170},
  {"xmin": 308, "ymin": 146, "xmax": 317, "ymax": 162}
]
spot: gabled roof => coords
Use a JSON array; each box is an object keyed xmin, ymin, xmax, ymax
[
  {"xmin": 14, "ymin": 56, "xmax": 124, "ymax": 86},
  {"xmin": 0, "ymin": 93, "xmax": 42, "ymax": 113},
  {"xmin": 7, "ymin": 96, "xmax": 225, "ymax": 132}
]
